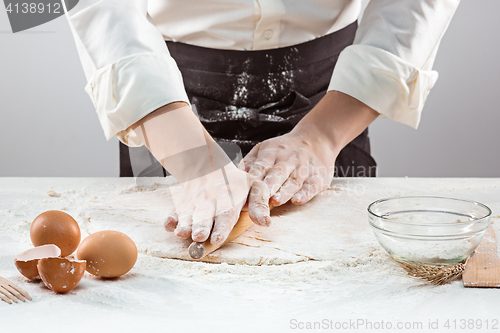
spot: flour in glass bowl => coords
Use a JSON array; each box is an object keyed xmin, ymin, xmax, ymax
[
  {"xmin": 380, "ymin": 237, "xmax": 472, "ymax": 262},
  {"xmin": 372, "ymin": 208, "xmax": 480, "ymax": 263}
]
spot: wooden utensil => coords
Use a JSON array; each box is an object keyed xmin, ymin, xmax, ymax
[
  {"xmin": 0, "ymin": 276, "xmax": 32, "ymax": 304},
  {"xmin": 189, "ymin": 205, "xmax": 273, "ymax": 260},
  {"xmin": 463, "ymin": 226, "xmax": 500, "ymax": 287}
]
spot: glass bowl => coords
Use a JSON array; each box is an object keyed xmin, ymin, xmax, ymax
[{"xmin": 368, "ymin": 196, "xmax": 491, "ymax": 265}]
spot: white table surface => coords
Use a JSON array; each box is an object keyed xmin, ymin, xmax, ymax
[{"xmin": 1, "ymin": 177, "xmax": 500, "ymax": 333}]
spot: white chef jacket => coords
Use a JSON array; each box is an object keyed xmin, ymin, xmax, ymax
[{"xmin": 63, "ymin": 0, "xmax": 459, "ymax": 146}]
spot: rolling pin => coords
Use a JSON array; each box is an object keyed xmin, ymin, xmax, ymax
[{"xmin": 188, "ymin": 204, "xmax": 274, "ymax": 259}]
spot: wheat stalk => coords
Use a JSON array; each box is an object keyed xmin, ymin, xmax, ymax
[{"xmin": 394, "ymin": 257, "xmax": 469, "ymax": 285}]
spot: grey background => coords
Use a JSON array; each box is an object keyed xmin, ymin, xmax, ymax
[{"xmin": 0, "ymin": 0, "xmax": 498, "ymax": 177}]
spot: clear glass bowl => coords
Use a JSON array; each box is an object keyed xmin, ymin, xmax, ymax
[{"xmin": 368, "ymin": 196, "xmax": 491, "ymax": 265}]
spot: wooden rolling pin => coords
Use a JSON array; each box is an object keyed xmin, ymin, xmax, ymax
[{"xmin": 188, "ymin": 205, "xmax": 273, "ymax": 259}]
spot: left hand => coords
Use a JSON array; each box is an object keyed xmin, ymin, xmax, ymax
[
  {"xmin": 238, "ymin": 90, "xmax": 379, "ymax": 208},
  {"xmin": 238, "ymin": 128, "xmax": 338, "ymax": 207}
]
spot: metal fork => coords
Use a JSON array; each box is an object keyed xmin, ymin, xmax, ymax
[{"xmin": 0, "ymin": 276, "xmax": 32, "ymax": 304}]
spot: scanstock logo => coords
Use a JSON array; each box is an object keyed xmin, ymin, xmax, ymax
[{"xmin": 3, "ymin": 0, "xmax": 79, "ymax": 33}]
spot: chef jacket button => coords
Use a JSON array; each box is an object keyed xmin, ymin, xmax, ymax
[{"xmin": 264, "ymin": 30, "xmax": 273, "ymax": 39}]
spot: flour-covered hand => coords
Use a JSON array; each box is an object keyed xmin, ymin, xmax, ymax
[
  {"xmin": 164, "ymin": 164, "xmax": 271, "ymax": 245},
  {"xmin": 239, "ymin": 130, "xmax": 338, "ymax": 207},
  {"xmin": 238, "ymin": 90, "xmax": 379, "ymax": 208},
  {"xmin": 125, "ymin": 102, "xmax": 272, "ymax": 246}
]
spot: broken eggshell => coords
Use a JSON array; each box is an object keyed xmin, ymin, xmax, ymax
[
  {"xmin": 37, "ymin": 257, "xmax": 86, "ymax": 293},
  {"xmin": 14, "ymin": 244, "xmax": 61, "ymax": 280}
]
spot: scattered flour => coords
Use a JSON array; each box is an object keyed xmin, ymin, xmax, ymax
[{"xmin": 1, "ymin": 178, "xmax": 500, "ymax": 332}]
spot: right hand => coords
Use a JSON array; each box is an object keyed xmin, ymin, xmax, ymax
[
  {"xmin": 127, "ymin": 101, "xmax": 271, "ymax": 245},
  {"xmin": 164, "ymin": 164, "xmax": 271, "ymax": 245}
]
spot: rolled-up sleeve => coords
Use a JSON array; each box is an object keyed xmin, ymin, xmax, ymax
[
  {"xmin": 328, "ymin": 0, "xmax": 460, "ymax": 128},
  {"xmin": 63, "ymin": 0, "xmax": 189, "ymax": 143}
]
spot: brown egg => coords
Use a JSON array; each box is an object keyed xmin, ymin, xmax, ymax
[
  {"xmin": 37, "ymin": 257, "xmax": 86, "ymax": 293},
  {"xmin": 30, "ymin": 210, "xmax": 81, "ymax": 257},
  {"xmin": 77, "ymin": 230, "xmax": 137, "ymax": 278},
  {"xmin": 14, "ymin": 244, "xmax": 61, "ymax": 280}
]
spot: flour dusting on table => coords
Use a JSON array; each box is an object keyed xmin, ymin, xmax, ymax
[{"xmin": 1, "ymin": 178, "xmax": 500, "ymax": 332}]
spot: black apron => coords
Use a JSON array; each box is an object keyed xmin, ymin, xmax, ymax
[{"xmin": 119, "ymin": 22, "xmax": 376, "ymax": 178}]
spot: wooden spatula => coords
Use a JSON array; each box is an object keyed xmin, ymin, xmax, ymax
[{"xmin": 463, "ymin": 226, "xmax": 500, "ymax": 287}]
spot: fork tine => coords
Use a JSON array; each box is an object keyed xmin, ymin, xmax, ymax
[
  {"xmin": 8, "ymin": 283, "xmax": 32, "ymax": 302},
  {"xmin": 0, "ymin": 292, "xmax": 12, "ymax": 304},
  {"xmin": 0, "ymin": 287, "xmax": 18, "ymax": 304},
  {"xmin": 0, "ymin": 276, "xmax": 32, "ymax": 303},
  {"xmin": 2, "ymin": 284, "xmax": 26, "ymax": 302}
]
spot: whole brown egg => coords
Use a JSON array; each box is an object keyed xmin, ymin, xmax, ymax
[
  {"xmin": 77, "ymin": 230, "xmax": 137, "ymax": 278},
  {"xmin": 30, "ymin": 211, "xmax": 81, "ymax": 257}
]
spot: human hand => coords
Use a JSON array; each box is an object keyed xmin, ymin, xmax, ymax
[
  {"xmin": 238, "ymin": 130, "xmax": 338, "ymax": 207},
  {"xmin": 238, "ymin": 90, "xmax": 379, "ymax": 208},
  {"xmin": 126, "ymin": 102, "xmax": 271, "ymax": 246},
  {"xmin": 164, "ymin": 164, "xmax": 271, "ymax": 245}
]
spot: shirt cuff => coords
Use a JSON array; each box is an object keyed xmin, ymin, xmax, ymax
[
  {"xmin": 328, "ymin": 44, "xmax": 439, "ymax": 129},
  {"xmin": 84, "ymin": 52, "xmax": 190, "ymax": 146}
]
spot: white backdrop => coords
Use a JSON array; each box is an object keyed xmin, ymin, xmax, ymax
[{"xmin": 0, "ymin": 0, "xmax": 498, "ymax": 177}]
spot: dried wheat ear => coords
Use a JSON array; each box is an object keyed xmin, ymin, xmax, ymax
[{"xmin": 394, "ymin": 257, "xmax": 469, "ymax": 286}]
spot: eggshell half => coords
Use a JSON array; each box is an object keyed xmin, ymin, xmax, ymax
[
  {"xmin": 30, "ymin": 210, "xmax": 81, "ymax": 257},
  {"xmin": 14, "ymin": 244, "xmax": 61, "ymax": 280},
  {"xmin": 77, "ymin": 230, "xmax": 137, "ymax": 278},
  {"xmin": 37, "ymin": 257, "xmax": 86, "ymax": 293}
]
